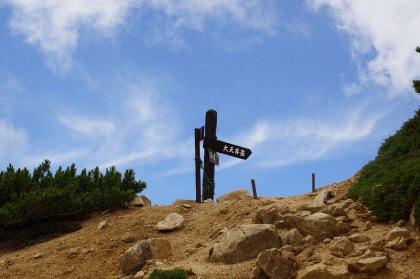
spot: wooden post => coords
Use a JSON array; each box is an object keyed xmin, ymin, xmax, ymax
[
  {"xmin": 203, "ymin": 109, "xmax": 217, "ymax": 200},
  {"xmin": 251, "ymin": 179, "xmax": 257, "ymax": 199},
  {"xmin": 195, "ymin": 128, "xmax": 201, "ymax": 203},
  {"xmin": 312, "ymin": 173, "xmax": 315, "ymax": 192}
]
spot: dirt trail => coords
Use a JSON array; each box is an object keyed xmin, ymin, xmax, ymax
[{"xmin": 0, "ymin": 177, "xmax": 419, "ymax": 279}]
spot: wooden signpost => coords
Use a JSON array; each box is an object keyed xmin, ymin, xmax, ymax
[{"xmin": 195, "ymin": 109, "xmax": 252, "ymax": 202}]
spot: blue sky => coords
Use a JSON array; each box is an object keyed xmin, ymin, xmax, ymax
[{"xmin": 0, "ymin": 1, "xmax": 419, "ymax": 205}]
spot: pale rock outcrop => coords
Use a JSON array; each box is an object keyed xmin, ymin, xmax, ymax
[
  {"xmin": 119, "ymin": 238, "xmax": 171, "ymax": 276},
  {"xmin": 209, "ymin": 224, "xmax": 280, "ymax": 264},
  {"xmin": 313, "ymin": 190, "xmax": 333, "ymax": 206},
  {"xmin": 330, "ymin": 236, "xmax": 354, "ymax": 258},
  {"xmin": 253, "ymin": 205, "xmax": 290, "ymax": 224},
  {"xmin": 349, "ymin": 256, "xmax": 388, "ymax": 273},
  {"xmin": 297, "ymin": 263, "xmax": 348, "ymax": 279},
  {"xmin": 131, "ymin": 195, "xmax": 151, "ymax": 207},
  {"xmin": 216, "ymin": 188, "xmax": 252, "ymax": 202},
  {"xmin": 156, "ymin": 213, "xmax": 184, "ymax": 231},
  {"xmin": 257, "ymin": 248, "xmax": 299, "ymax": 279}
]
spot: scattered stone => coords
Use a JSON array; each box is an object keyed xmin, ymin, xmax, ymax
[
  {"xmin": 347, "ymin": 201, "xmax": 365, "ymax": 213},
  {"xmin": 172, "ymin": 199, "xmax": 196, "ymax": 206},
  {"xmin": 296, "ymin": 263, "xmax": 348, "ymax": 279},
  {"xmin": 385, "ymin": 236, "xmax": 408, "ymax": 251},
  {"xmin": 253, "ymin": 205, "xmax": 290, "ymax": 224},
  {"xmin": 323, "ymin": 238, "xmax": 332, "ymax": 244},
  {"xmin": 302, "ymin": 235, "xmax": 317, "ymax": 245},
  {"xmin": 203, "ymin": 199, "xmax": 214, "ymax": 203},
  {"xmin": 182, "ymin": 204, "xmax": 192, "ymax": 208},
  {"xmin": 313, "ymin": 190, "xmax": 333, "ymax": 206},
  {"xmin": 156, "ymin": 213, "xmax": 184, "ymax": 231},
  {"xmin": 97, "ymin": 220, "xmax": 108, "ymax": 230},
  {"xmin": 349, "ymin": 256, "xmax": 388, "ymax": 273},
  {"xmin": 134, "ymin": 270, "xmax": 145, "ymax": 278},
  {"xmin": 330, "ymin": 236, "xmax": 354, "ymax": 258},
  {"xmin": 361, "ymin": 250, "xmax": 375, "ymax": 259},
  {"xmin": 321, "ymin": 204, "xmax": 347, "ymax": 217},
  {"xmin": 370, "ymin": 239, "xmax": 385, "ymax": 251},
  {"xmin": 299, "ymin": 212, "xmax": 338, "ymax": 240},
  {"xmin": 349, "ymin": 234, "xmax": 370, "ymax": 243},
  {"xmin": 250, "ymin": 266, "xmax": 261, "ymax": 279},
  {"xmin": 132, "ymin": 195, "xmax": 152, "ymax": 207},
  {"xmin": 287, "ymin": 228, "xmax": 304, "ymax": 246},
  {"xmin": 216, "ymin": 188, "xmax": 252, "ymax": 202},
  {"xmin": 397, "ymin": 220, "xmax": 405, "ymax": 227},
  {"xmin": 347, "ymin": 209, "xmax": 357, "ymax": 221},
  {"xmin": 209, "ymin": 224, "xmax": 280, "ymax": 264},
  {"xmin": 68, "ymin": 247, "xmax": 79, "ymax": 258},
  {"xmin": 32, "ymin": 253, "xmax": 42, "ymax": 259},
  {"xmin": 361, "ymin": 221, "xmax": 372, "ymax": 231},
  {"xmin": 295, "ymin": 247, "xmax": 313, "ymax": 263},
  {"xmin": 119, "ymin": 238, "xmax": 171, "ymax": 276},
  {"xmin": 257, "ymin": 248, "xmax": 299, "ymax": 279},
  {"xmin": 121, "ymin": 232, "xmax": 136, "ymax": 243},
  {"xmin": 385, "ymin": 227, "xmax": 410, "ymax": 242}
]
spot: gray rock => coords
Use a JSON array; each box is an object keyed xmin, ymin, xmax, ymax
[
  {"xmin": 257, "ymin": 248, "xmax": 299, "ymax": 279},
  {"xmin": 313, "ymin": 190, "xmax": 332, "ymax": 206},
  {"xmin": 156, "ymin": 213, "xmax": 184, "ymax": 231},
  {"xmin": 297, "ymin": 263, "xmax": 348, "ymax": 279},
  {"xmin": 119, "ymin": 238, "xmax": 171, "ymax": 276},
  {"xmin": 349, "ymin": 256, "xmax": 388, "ymax": 273},
  {"xmin": 216, "ymin": 188, "xmax": 252, "ymax": 202},
  {"xmin": 209, "ymin": 224, "xmax": 280, "ymax": 264},
  {"xmin": 132, "ymin": 195, "xmax": 151, "ymax": 207}
]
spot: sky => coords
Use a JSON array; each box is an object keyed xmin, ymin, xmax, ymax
[{"xmin": 0, "ymin": 0, "xmax": 419, "ymax": 205}]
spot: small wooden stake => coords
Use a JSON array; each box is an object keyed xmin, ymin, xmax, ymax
[
  {"xmin": 251, "ymin": 179, "xmax": 257, "ymax": 199},
  {"xmin": 312, "ymin": 173, "xmax": 315, "ymax": 192},
  {"xmin": 195, "ymin": 128, "xmax": 201, "ymax": 203}
]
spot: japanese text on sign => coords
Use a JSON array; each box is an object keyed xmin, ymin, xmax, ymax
[{"xmin": 223, "ymin": 145, "xmax": 246, "ymax": 157}]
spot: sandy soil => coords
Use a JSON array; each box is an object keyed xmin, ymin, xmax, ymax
[{"xmin": 0, "ymin": 176, "xmax": 419, "ymax": 279}]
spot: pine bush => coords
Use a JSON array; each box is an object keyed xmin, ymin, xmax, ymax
[
  {"xmin": 347, "ymin": 107, "xmax": 420, "ymax": 223},
  {"xmin": 0, "ymin": 160, "xmax": 146, "ymax": 226}
]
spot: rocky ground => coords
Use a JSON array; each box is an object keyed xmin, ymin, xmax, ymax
[{"xmin": 0, "ymin": 174, "xmax": 419, "ymax": 279}]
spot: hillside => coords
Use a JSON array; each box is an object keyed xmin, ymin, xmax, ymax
[{"xmin": 0, "ymin": 176, "xmax": 419, "ymax": 279}]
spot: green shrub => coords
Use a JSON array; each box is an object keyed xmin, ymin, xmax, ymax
[
  {"xmin": 347, "ymin": 107, "xmax": 420, "ymax": 223},
  {"xmin": 148, "ymin": 268, "xmax": 195, "ymax": 279},
  {"xmin": 0, "ymin": 160, "xmax": 146, "ymax": 226}
]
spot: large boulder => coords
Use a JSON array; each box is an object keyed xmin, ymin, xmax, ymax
[
  {"xmin": 209, "ymin": 224, "xmax": 280, "ymax": 264},
  {"xmin": 297, "ymin": 263, "xmax": 348, "ymax": 279},
  {"xmin": 216, "ymin": 188, "xmax": 252, "ymax": 202},
  {"xmin": 257, "ymin": 248, "xmax": 298, "ymax": 279},
  {"xmin": 119, "ymin": 238, "xmax": 172, "ymax": 276},
  {"xmin": 156, "ymin": 213, "xmax": 184, "ymax": 231},
  {"xmin": 131, "ymin": 195, "xmax": 151, "ymax": 207}
]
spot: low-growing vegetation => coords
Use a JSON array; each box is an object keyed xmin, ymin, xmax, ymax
[
  {"xmin": 0, "ymin": 160, "xmax": 146, "ymax": 244},
  {"xmin": 148, "ymin": 268, "xmax": 195, "ymax": 279},
  {"xmin": 347, "ymin": 106, "xmax": 420, "ymax": 222}
]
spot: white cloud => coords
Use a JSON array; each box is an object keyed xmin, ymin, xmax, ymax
[
  {"xmin": 226, "ymin": 104, "xmax": 387, "ymax": 168},
  {"xmin": 5, "ymin": 0, "xmax": 277, "ymax": 72},
  {"xmin": 308, "ymin": 0, "xmax": 420, "ymax": 97},
  {"xmin": 0, "ymin": 119, "xmax": 27, "ymax": 160},
  {"xmin": 58, "ymin": 114, "xmax": 115, "ymax": 137}
]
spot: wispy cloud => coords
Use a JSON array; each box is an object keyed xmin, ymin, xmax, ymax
[
  {"xmin": 308, "ymin": 0, "xmax": 420, "ymax": 98},
  {"xmin": 58, "ymin": 115, "xmax": 115, "ymax": 137},
  {"xmin": 0, "ymin": 120, "xmax": 27, "ymax": 161},
  {"xmin": 4, "ymin": 0, "xmax": 277, "ymax": 72}
]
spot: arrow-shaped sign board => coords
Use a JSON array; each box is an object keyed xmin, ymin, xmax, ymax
[{"xmin": 203, "ymin": 138, "xmax": 252, "ymax": 160}]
